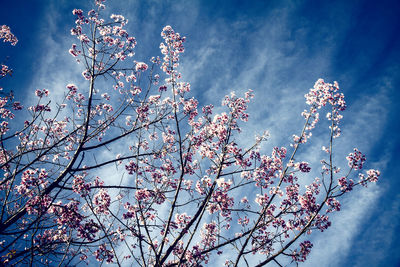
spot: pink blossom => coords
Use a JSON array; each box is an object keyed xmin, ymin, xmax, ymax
[
  {"xmin": 77, "ymin": 220, "xmax": 100, "ymax": 241},
  {"xmin": 34, "ymin": 89, "xmax": 49, "ymax": 97},
  {"xmin": 82, "ymin": 69, "xmax": 91, "ymax": 80},
  {"xmin": 346, "ymin": 148, "xmax": 366, "ymax": 170},
  {"xmin": 159, "ymin": 85, "xmax": 167, "ymax": 92},
  {"xmin": 93, "ymin": 189, "xmax": 111, "ymax": 214},
  {"xmin": 326, "ymin": 198, "xmax": 341, "ymax": 212},
  {"xmin": 135, "ymin": 61, "xmax": 148, "ymax": 72},
  {"xmin": 174, "ymin": 213, "xmax": 192, "ymax": 229},
  {"xmin": 292, "ymin": 241, "xmax": 313, "ymax": 262},
  {"xmin": 201, "ymin": 222, "xmax": 218, "ymax": 248},
  {"xmin": 359, "ymin": 169, "xmax": 380, "ymax": 186},
  {"xmin": 125, "ymin": 160, "xmax": 138, "ymax": 174},
  {"xmin": 296, "ymin": 161, "xmax": 311, "ymax": 172},
  {"xmin": 69, "ymin": 43, "xmax": 81, "ymax": 57},
  {"xmin": 366, "ymin": 169, "xmax": 380, "ymax": 183},
  {"xmin": 94, "ymin": 244, "xmax": 114, "ymax": 263},
  {"xmin": 0, "ymin": 25, "xmax": 18, "ymax": 45},
  {"xmin": 1, "ymin": 64, "xmax": 12, "ymax": 77},
  {"xmin": 73, "ymin": 174, "xmax": 91, "ymax": 196}
]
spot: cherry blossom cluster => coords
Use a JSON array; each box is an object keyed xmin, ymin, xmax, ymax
[
  {"xmin": 358, "ymin": 169, "xmax": 380, "ymax": 187},
  {"xmin": 93, "ymin": 189, "xmax": 111, "ymax": 214},
  {"xmin": 94, "ymin": 244, "xmax": 114, "ymax": 263},
  {"xmin": 160, "ymin": 25, "xmax": 186, "ymax": 82},
  {"xmin": 296, "ymin": 161, "xmax": 311, "ymax": 172},
  {"xmin": 135, "ymin": 61, "xmax": 148, "ymax": 72},
  {"xmin": 201, "ymin": 221, "xmax": 218, "ymax": 249},
  {"xmin": 0, "ymin": 64, "xmax": 12, "ymax": 77},
  {"xmin": 0, "ymin": 121, "xmax": 8, "ymax": 135},
  {"xmin": 27, "ymin": 90, "xmax": 52, "ymax": 113},
  {"xmin": 16, "ymin": 169, "xmax": 49, "ymax": 196},
  {"xmin": 325, "ymin": 197, "xmax": 341, "ymax": 213},
  {"xmin": 298, "ymin": 183, "xmax": 319, "ymax": 214},
  {"xmin": 34, "ymin": 89, "xmax": 48, "ymax": 98},
  {"xmin": 208, "ymin": 179, "xmax": 234, "ymax": 220},
  {"xmin": 77, "ymin": 219, "xmax": 100, "ymax": 241},
  {"xmin": 174, "ymin": 213, "xmax": 192, "ymax": 229},
  {"xmin": 34, "ymin": 229, "xmax": 67, "ymax": 249},
  {"xmin": 305, "ymin": 79, "xmax": 345, "ymax": 111},
  {"xmin": 25, "ymin": 194, "xmax": 52, "ymax": 215},
  {"xmin": 49, "ymin": 201, "xmax": 83, "ymax": 229},
  {"xmin": 222, "ymin": 90, "xmax": 253, "ymax": 123},
  {"xmin": 335, "ymin": 148, "xmax": 379, "ymax": 191},
  {"xmin": 70, "ymin": 4, "xmax": 137, "ymax": 84},
  {"xmin": 291, "ymin": 240, "xmax": 313, "ymax": 262},
  {"xmin": 338, "ymin": 176, "xmax": 354, "ymax": 192},
  {"xmin": 346, "ymin": 148, "xmax": 366, "ymax": 170},
  {"xmin": 95, "ymin": 0, "xmax": 106, "ymax": 9},
  {"xmin": 0, "ymin": 25, "xmax": 18, "ymax": 46},
  {"xmin": 295, "ymin": 79, "xmax": 346, "ymax": 146},
  {"xmin": 73, "ymin": 173, "xmax": 92, "ymax": 196},
  {"xmin": 0, "ymin": 96, "xmax": 17, "ymax": 120},
  {"xmin": 252, "ymin": 147, "xmax": 287, "ymax": 189}
]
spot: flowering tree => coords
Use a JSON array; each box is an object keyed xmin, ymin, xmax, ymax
[{"xmin": 0, "ymin": 1, "xmax": 380, "ymax": 266}]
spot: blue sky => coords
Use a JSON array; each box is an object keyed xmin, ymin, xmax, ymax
[{"xmin": 1, "ymin": 0, "xmax": 399, "ymax": 266}]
